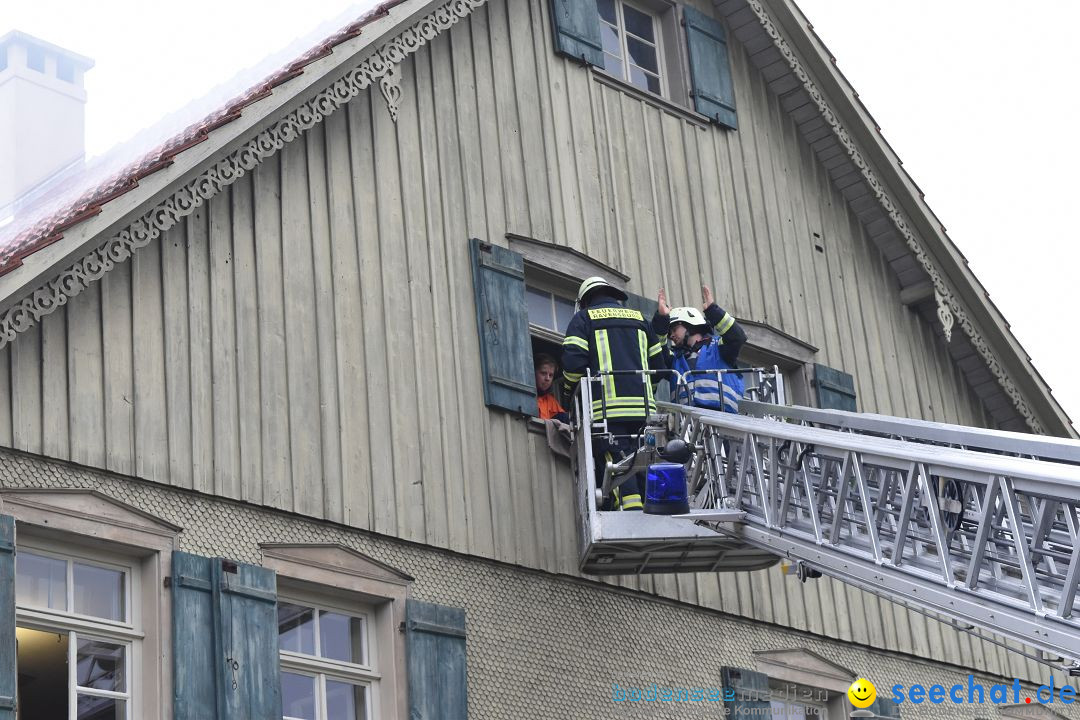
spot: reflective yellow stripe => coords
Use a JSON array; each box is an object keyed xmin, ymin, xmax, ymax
[
  {"xmin": 563, "ymin": 371, "xmax": 583, "ymax": 383},
  {"xmin": 595, "ymin": 329, "xmax": 617, "ymax": 402},
  {"xmin": 562, "ymin": 335, "xmax": 589, "ymax": 350},
  {"xmin": 620, "ymin": 494, "xmax": 643, "ymax": 510},
  {"xmin": 595, "ymin": 406, "xmax": 654, "ymax": 419},
  {"xmin": 648, "ymin": 341, "xmax": 663, "ymax": 357},
  {"xmin": 638, "ymin": 330, "xmax": 654, "ymax": 409},
  {"xmin": 715, "ymin": 313, "xmax": 735, "ymax": 334},
  {"xmin": 593, "ymin": 398, "xmax": 653, "ymax": 408}
]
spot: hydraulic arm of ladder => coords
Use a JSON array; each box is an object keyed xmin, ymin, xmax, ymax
[{"xmin": 665, "ymin": 402, "xmax": 1080, "ymax": 669}]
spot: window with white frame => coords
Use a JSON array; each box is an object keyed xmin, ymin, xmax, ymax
[
  {"xmin": 526, "ymin": 284, "xmax": 576, "ymax": 337},
  {"xmin": 597, "ymin": 0, "xmax": 665, "ymax": 95},
  {"xmin": 278, "ymin": 596, "xmax": 377, "ymax": 720},
  {"xmin": 15, "ymin": 545, "xmax": 137, "ymax": 720}
]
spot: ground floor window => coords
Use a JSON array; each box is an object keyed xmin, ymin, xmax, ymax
[
  {"xmin": 279, "ymin": 597, "xmax": 376, "ymax": 720},
  {"xmin": 15, "ymin": 547, "xmax": 136, "ymax": 720}
]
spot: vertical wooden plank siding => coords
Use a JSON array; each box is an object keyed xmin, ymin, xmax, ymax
[{"xmin": 0, "ymin": 0, "xmax": 1027, "ymax": 680}]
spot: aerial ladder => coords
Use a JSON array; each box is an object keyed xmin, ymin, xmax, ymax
[{"xmin": 569, "ymin": 370, "xmax": 1080, "ymax": 672}]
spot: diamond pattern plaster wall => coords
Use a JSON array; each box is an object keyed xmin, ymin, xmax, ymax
[{"xmin": 1, "ymin": 448, "xmax": 1076, "ymax": 720}]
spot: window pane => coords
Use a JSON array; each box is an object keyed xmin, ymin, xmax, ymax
[
  {"xmin": 16, "ymin": 552, "xmax": 67, "ymax": 611},
  {"xmin": 73, "ymin": 563, "xmax": 125, "ymax": 621},
  {"xmin": 326, "ymin": 679, "xmax": 367, "ymax": 720},
  {"xmin": 278, "ymin": 602, "xmax": 315, "ymax": 655},
  {"xmin": 281, "ymin": 672, "xmax": 316, "ymax": 720},
  {"xmin": 319, "ymin": 611, "xmax": 364, "ymax": 664},
  {"xmin": 622, "ymin": 3, "xmax": 655, "ymax": 42},
  {"xmin": 525, "ymin": 286, "xmax": 554, "ymax": 330},
  {"xmin": 77, "ymin": 694, "xmax": 125, "ymax": 720},
  {"xmin": 628, "ymin": 65, "xmax": 661, "ymax": 94},
  {"xmin": 16, "ymin": 626, "xmax": 69, "ymax": 719},
  {"xmin": 76, "ymin": 637, "xmax": 126, "ymax": 693},
  {"xmin": 596, "ymin": 0, "xmax": 617, "ymax": 25},
  {"xmin": 603, "ymin": 53, "xmax": 624, "ymax": 78},
  {"xmin": 626, "ymin": 36, "xmax": 659, "ymax": 74},
  {"xmin": 600, "ymin": 23, "xmax": 621, "ymax": 56},
  {"xmin": 554, "ymin": 296, "xmax": 576, "ymax": 333}
]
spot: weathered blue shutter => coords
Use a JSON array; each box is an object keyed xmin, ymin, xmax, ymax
[
  {"xmin": 813, "ymin": 363, "xmax": 857, "ymax": 411},
  {"xmin": 683, "ymin": 6, "xmax": 737, "ymax": 129},
  {"xmin": 0, "ymin": 516, "xmax": 14, "ymax": 720},
  {"xmin": 470, "ymin": 238, "xmax": 538, "ymax": 416},
  {"xmin": 549, "ymin": 0, "xmax": 604, "ymax": 66},
  {"xmin": 219, "ymin": 560, "xmax": 280, "ymax": 719},
  {"xmin": 721, "ymin": 666, "xmax": 770, "ymax": 718},
  {"xmin": 623, "ymin": 292, "xmax": 668, "ymax": 402},
  {"xmin": 172, "ymin": 551, "xmax": 281, "ymax": 720},
  {"xmin": 406, "ymin": 599, "xmax": 467, "ymax": 720},
  {"xmin": 869, "ymin": 697, "xmax": 901, "ymax": 718}
]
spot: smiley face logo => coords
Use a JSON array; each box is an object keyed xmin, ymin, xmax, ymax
[{"xmin": 847, "ymin": 678, "xmax": 877, "ymax": 709}]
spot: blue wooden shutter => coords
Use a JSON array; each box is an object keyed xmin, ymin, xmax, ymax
[
  {"xmin": 813, "ymin": 363, "xmax": 857, "ymax": 411},
  {"xmin": 0, "ymin": 516, "xmax": 14, "ymax": 720},
  {"xmin": 406, "ymin": 599, "xmax": 467, "ymax": 720},
  {"xmin": 683, "ymin": 6, "xmax": 737, "ymax": 129},
  {"xmin": 721, "ymin": 666, "xmax": 770, "ymax": 717},
  {"xmin": 218, "ymin": 560, "xmax": 280, "ymax": 719},
  {"xmin": 172, "ymin": 551, "xmax": 281, "ymax": 720},
  {"xmin": 470, "ymin": 238, "xmax": 538, "ymax": 416},
  {"xmin": 549, "ymin": 0, "xmax": 604, "ymax": 66}
]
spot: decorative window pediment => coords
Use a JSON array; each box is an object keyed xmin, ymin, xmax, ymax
[
  {"xmin": 0, "ymin": 488, "xmax": 181, "ymax": 547},
  {"xmin": 752, "ymin": 648, "xmax": 854, "ymax": 693},
  {"xmin": 260, "ymin": 542, "xmax": 413, "ymax": 588}
]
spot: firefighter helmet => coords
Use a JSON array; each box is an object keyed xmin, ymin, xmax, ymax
[
  {"xmin": 668, "ymin": 306, "xmax": 708, "ymax": 329},
  {"xmin": 576, "ymin": 276, "xmax": 628, "ymax": 305}
]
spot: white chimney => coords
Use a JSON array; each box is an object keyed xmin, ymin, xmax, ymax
[{"xmin": 0, "ymin": 31, "xmax": 94, "ymax": 220}]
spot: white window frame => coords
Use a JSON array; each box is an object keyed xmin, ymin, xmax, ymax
[
  {"xmin": 525, "ymin": 283, "xmax": 576, "ymax": 339},
  {"xmin": 16, "ymin": 541, "xmax": 138, "ymax": 720},
  {"xmin": 1, "ymin": 488, "xmax": 181, "ymax": 720},
  {"xmin": 278, "ymin": 592, "xmax": 379, "ymax": 720},
  {"xmin": 261, "ymin": 544, "xmax": 411, "ymax": 720},
  {"xmin": 598, "ymin": 0, "xmax": 668, "ymax": 97}
]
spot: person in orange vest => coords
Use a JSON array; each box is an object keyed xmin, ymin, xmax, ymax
[{"xmin": 534, "ymin": 353, "xmax": 569, "ymax": 422}]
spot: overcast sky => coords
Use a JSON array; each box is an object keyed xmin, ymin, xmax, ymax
[{"xmin": 5, "ymin": 0, "xmax": 1078, "ymax": 430}]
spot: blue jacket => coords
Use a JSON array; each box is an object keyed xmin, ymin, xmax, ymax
[
  {"xmin": 654, "ymin": 303, "xmax": 746, "ymax": 413},
  {"xmin": 671, "ymin": 338, "xmax": 744, "ymax": 413}
]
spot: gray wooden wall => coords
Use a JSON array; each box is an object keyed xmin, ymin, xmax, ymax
[{"xmin": 0, "ymin": 0, "xmax": 1060, "ymax": 688}]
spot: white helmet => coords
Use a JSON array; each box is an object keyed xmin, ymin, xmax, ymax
[
  {"xmin": 576, "ymin": 276, "xmax": 628, "ymax": 306},
  {"xmin": 669, "ymin": 306, "xmax": 707, "ymax": 329}
]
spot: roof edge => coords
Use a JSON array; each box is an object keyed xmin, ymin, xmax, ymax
[{"xmin": 0, "ymin": 0, "xmax": 478, "ymax": 339}]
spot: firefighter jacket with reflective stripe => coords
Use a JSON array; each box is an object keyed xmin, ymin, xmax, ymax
[
  {"xmin": 672, "ymin": 337, "xmax": 744, "ymax": 413},
  {"xmin": 561, "ymin": 300, "xmax": 666, "ymax": 421}
]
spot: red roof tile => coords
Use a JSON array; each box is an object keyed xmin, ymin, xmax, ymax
[{"xmin": 0, "ymin": 0, "xmax": 409, "ymax": 278}]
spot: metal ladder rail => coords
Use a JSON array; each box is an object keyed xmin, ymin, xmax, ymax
[
  {"xmin": 738, "ymin": 400, "xmax": 1080, "ymax": 465},
  {"xmin": 665, "ymin": 404, "xmax": 1080, "ymax": 667},
  {"xmin": 734, "ymin": 401, "xmax": 1080, "ymax": 596}
]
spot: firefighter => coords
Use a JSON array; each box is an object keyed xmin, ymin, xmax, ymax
[
  {"xmin": 654, "ymin": 285, "xmax": 746, "ymax": 413},
  {"xmin": 562, "ymin": 276, "xmax": 665, "ymax": 511}
]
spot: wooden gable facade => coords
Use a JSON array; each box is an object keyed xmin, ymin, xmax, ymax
[{"xmin": 0, "ymin": 0, "xmax": 1073, "ymax": 692}]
